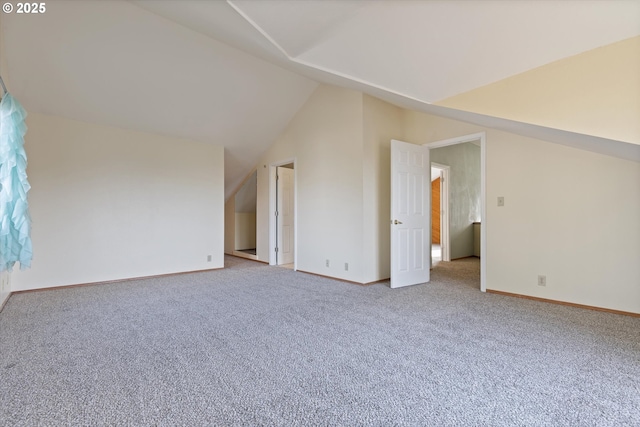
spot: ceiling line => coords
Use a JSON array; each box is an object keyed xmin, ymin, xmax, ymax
[
  {"xmin": 227, "ymin": 0, "xmax": 442, "ymax": 106},
  {"xmin": 226, "ymin": 0, "xmax": 291, "ymax": 59}
]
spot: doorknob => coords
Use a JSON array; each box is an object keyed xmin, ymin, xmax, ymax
[{"xmin": 393, "ymin": 220, "xmax": 403, "ymax": 225}]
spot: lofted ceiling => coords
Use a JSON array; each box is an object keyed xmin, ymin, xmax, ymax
[
  {"xmin": 2, "ymin": 0, "xmax": 318, "ymax": 198},
  {"xmin": 2, "ymin": 0, "xmax": 639, "ymax": 198},
  {"xmin": 229, "ymin": 0, "xmax": 640, "ymax": 103}
]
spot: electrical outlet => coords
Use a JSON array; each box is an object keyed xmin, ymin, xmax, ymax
[
  {"xmin": 497, "ymin": 196, "xmax": 505, "ymax": 207},
  {"xmin": 325, "ymin": 259, "xmax": 330, "ymax": 267},
  {"xmin": 207, "ymin": 255, "xmax": 212, "ymax": 262},
  {"xmin": 344, "ymin": 263, "xmax": 349, "ymax": 271},
  {"xmin": 538, "ymin": 275, "xmax": 546, "ymax": 287}
]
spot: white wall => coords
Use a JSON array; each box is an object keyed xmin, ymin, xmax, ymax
[
  {"xmin": 12, "ymin": 113, "xmax": 224, "ymax": 291},
  {"xmin": 234, "ymin": 171, "xmax": 257, "ymax": 213},
  {"xmin": 233, "ymin": 83, "xmax": 640, "ymax": 313},
  {"xmin": 248, "ymin": 88, "xmax": 404, "ymax": 283},
  {"xmin": 488, "ymin": 133, "xmax": 640, "ymax": 313},
  {"xmin": 362, "ymin": 95, "xmax": 404, "ymax": 282},
  {"xmin": 232, "ymin": 171, "xmax": 257, "ymax": 251},
  {"xmin": 405, "ymin": 110, "xmax": 640, "ymax": 314},
  {"xmin": 224, "ymin": 197, "xmax": 235, "ymax": 255},
  {"xmin": 430, "ymin": 142, "xmax": 481, "ymax": 259},
  {"xmin": 255, "ymin": 85, "xmax": 366, "ymax": 281},
  {"xmin": 234, "ymin": 213, "xmax": 256, "ymax": 250}
]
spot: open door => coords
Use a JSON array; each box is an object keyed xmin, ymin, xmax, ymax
[
  {"xmin": 276, "ymin": 166, "xmax": 295, "ymax": 265},
  {"xmin": 391, "ymin": 139, "xmax": 430, "ymax": 288}
]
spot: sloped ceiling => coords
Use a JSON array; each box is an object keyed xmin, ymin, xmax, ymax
[
  {"xmin": 2, "ymin": 0, "xmax": 318, "ymax": 198},
  {"xmin": 2, "ymin": 0, "xmax": 639, "ymax": 199},
  {"xmin": 229, "ymin": 0, "xmax": 640, "ymax": 103}
]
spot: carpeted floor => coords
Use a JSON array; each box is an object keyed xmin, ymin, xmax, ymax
[{"xmin": 0, "ymin": 256, "xmax": 638, "ymax": 426}]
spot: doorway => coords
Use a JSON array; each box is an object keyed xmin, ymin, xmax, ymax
[
  {"xmin": 425, "ymin": 132, "xmax": 486, "ymax": 292},
  {"xmin": 232, "ymin": 170, "xmax": 257, "ymax": 260},
  {"xmin": 430, "ymin": 163, "xmax": 450, "ymax": 266},
  {"xmin": 269, "ymin": 160, "xmax": 296, "ymax": 268}
]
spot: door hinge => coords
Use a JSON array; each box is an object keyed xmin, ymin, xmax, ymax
[
  {"xmin": 275, "ymin": 247, "xmax": 279, "ymax": 253},
  {"xmin": 275, "ymin": 211, "xmax": 279, "ymax": 217}
]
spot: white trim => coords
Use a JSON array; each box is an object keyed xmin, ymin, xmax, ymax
[
  {"xmin": 227, "ymin": 1, "xmax": 292, "ymax": 58},
  {"xmin": 0, "ymin": 292, "xmax": 10, "ymax": 312},
  {"xmin": 425, "ymin": 132, "xmax": 487, "ymax": 292},
  {"xmin": 0, "ymin": 271, "xmax": 10, "ymax": 312},
  {"xmin": 269, "ymin": 158, "xmax": 297, "ymax": 269},
  {"xmin": 428, "ymin": 132, "xmax": 486, "ymax": 149}
]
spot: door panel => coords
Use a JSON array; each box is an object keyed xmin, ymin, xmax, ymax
[
  {"xmin": 391, "ymin": 140, "xmax": 430, "ymax": 288},
  {"xmin": 277, "ymin": 167, "xmax": 295, "ymax": 265}
]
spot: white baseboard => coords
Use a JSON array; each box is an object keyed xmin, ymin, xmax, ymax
[{"xmin": 0, "ymin": 291, "xmax": 10, "ymax": 313}]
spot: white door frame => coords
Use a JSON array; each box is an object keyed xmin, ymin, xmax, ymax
[
  {"xmin": 269, "ymin": 158, "xmax": 297, "ymax": 268},
  {"xmin": 424, "ymin": 132, "xmax": 486, "ymax": 292},
  {"xmin": 431, "ymin": 163, "xmax": 450, "ymax": 262}
]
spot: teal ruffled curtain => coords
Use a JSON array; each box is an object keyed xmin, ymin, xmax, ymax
[{"xmin": 0, "ymin": 93, "xmax": 32, "ymax": 272}]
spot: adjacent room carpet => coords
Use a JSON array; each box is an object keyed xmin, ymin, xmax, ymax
[{"xmin": 1, "ymin": 256, "xmax": 638, "ymax": 426}]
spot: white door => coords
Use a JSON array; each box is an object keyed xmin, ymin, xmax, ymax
[
  {"xmin": 276, "ymin": 166, "xmax": 295, "ymax": 265},
  {"xmin": 391, "ymin": 140, "xmax": 430, "ymax": 288}
]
